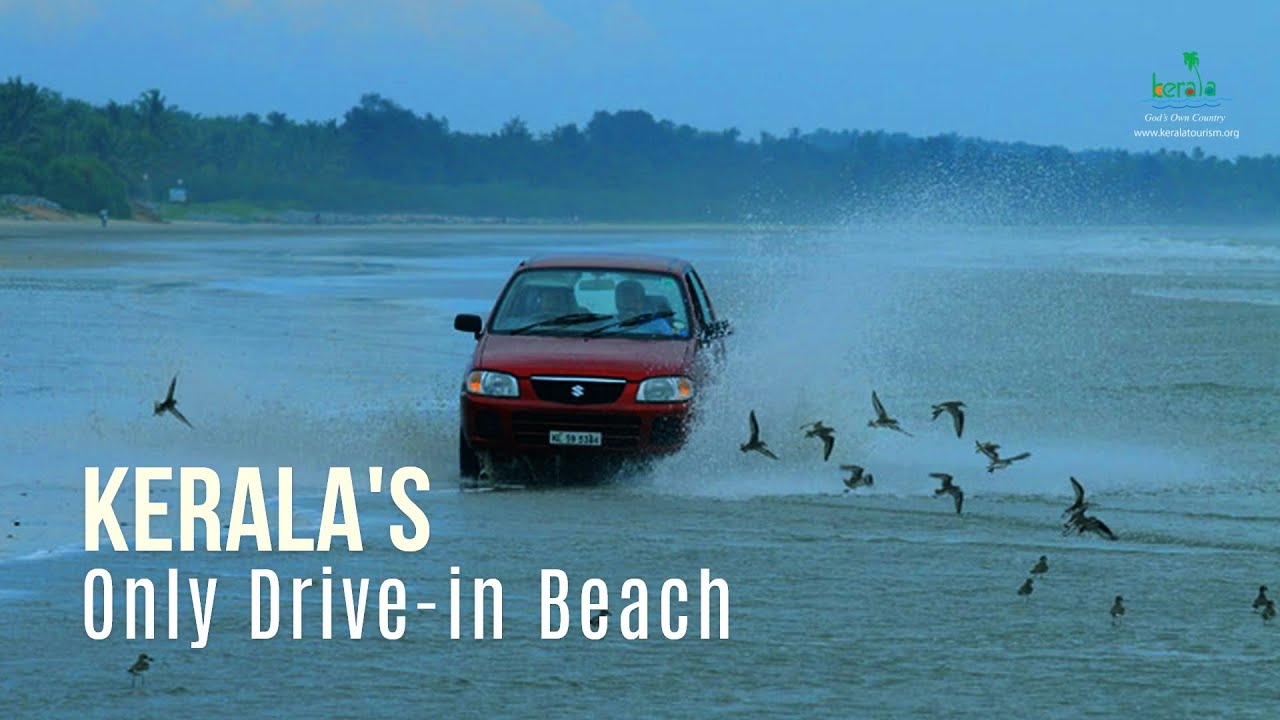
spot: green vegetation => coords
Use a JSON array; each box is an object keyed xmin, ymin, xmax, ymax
[{"xmin": 1, "ymin": 76, "xmax": 1277, "ymax": 223}]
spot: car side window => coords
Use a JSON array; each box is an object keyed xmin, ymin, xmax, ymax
[{"xmin": 686, "ymin": 270, "xmax": 716, "ymax": 326}]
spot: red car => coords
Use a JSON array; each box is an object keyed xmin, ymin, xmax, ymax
[{"xmin": 454, "ymin": 253, "xmax": 731, "ymax": 482}]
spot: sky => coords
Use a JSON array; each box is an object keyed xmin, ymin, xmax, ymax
[{"xmin": 1, "ymin": 0, "xmax": 1276, "ymax": 157}]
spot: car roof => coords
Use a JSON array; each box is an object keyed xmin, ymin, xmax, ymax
[{"xmin": 519, "ymin": 253, "xmax": 692, "ymax": 275}]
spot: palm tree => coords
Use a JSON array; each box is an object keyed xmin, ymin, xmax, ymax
[
  {"xmin": 1183, "ymin": 51, "xmax": 1201, "ymax": 96},
  {"xmin": 135, "ymin": 88, "xmax": 168, "ymax": 136}
]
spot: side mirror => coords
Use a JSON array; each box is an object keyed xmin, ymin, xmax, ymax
[{"xmin": 454, "ymin": 314, "xmax": 483, "ymax": 338}]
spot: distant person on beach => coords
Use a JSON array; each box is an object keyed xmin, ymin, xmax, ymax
[{"xmin": 99, "ymin": 209, "xmax": 108, "ymax": 227}]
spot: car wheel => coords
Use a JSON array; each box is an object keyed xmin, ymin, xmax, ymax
[{"xmin": 458, "ymin": 431, "xmax": 480, "ymax": 479}]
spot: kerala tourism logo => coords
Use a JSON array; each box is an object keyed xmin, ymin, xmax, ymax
[{"xmin": 1147, "ymin": 51, "xmax": 1226, "ymax": 108}]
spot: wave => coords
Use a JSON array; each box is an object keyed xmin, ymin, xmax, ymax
[
  {"xmin": 1134, "ymin": 287, "xmax": 1280, "ymax": 307},
  {"xmin": 1078, "ymin": 234, "xmax": 1280, "ymax": 267},
  {"xmin": 0, "ymin": 541, "xmax": 87, "ymax": 567},
  {"xmin": 1092, "ymin": 381, "xmax": 1280, "ymax": 399}
]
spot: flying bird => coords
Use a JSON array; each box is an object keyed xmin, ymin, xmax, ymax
[
  {"xmin": 1030, "ymin": 555, "xmax": 1049, "ymax": 576},
  {"xmin": 930, "ymin": 401, "xmax": 965, "ymax": 438},
  {"xmin": 986, "ymin": 450, "xmax": 1031, "ymax": 473},
  {"xmin": 740, "ymin": 410, "xmax": 778, "ymax": 459},
  {"xmin": 931, "ymin": 472, "xmax": 964, "ymax": 515},
  {"xmin": 1063, "ymin": 476, "xmax": 1091, "ymax": 517},
  {"xmin": 153, "ymin": 374, "xmax": 193, "ymax": 428},
  {"xmin": 127, "ymin": 653, "xmax": 153, "ymax": 687},
  {"xmin": 801, "ymin": 420, "xmax": 836, "ymax": 462},
  {"xmin": 1110, "ymin": 595, "xmax": 1126, "ymax": 624},
  {"xmin": 1063, "ymin": 509, "xmax": 1117, "ymax": 541},
  {"xmin": 1253, "ymin": 585, "xmax": 1269, "ymax": 611},
  {"xmin": 840, "ymin": 464, "xmax": 874, "ymax": 492},
  {"xmin": 974, "ymin": 441, "xmax": 1000, "ymax": 462},
  {"xmin": 1017, "ymin": 578, "xmax": 1034, "ymax": 597},
  {"xmin": 868, "ymin": 391, "xmax": 912, "ymax": 436}
]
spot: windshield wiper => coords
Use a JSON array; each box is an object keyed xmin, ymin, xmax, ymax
[
  {"xmin": 582, "ymin": 310, "xmax": 676, "ymax": 338},
  {"xmin": 506, "ymin": 312, "xmax": 612, "ymax": 335}
]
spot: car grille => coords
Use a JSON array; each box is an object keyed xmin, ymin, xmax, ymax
[
  {"xmin": 530, "ymin": 376, "xmax": 627, "ymax": 405},
  {"xmin": 511, "ymin": 412, "xmax": 642, "ymax": 448}
]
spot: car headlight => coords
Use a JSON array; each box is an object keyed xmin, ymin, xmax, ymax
[
  {"xmin": 636, "ymin": 376, "xmax": 694, "ymax": 403},
  {"xmin": 464, "ymin": 370, "xmax": 519, "ymax": 398}
]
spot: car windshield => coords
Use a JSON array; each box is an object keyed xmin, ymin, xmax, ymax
[{"xmin": 490, "ymin": 268, "xmax": 692, "ymax": 339}]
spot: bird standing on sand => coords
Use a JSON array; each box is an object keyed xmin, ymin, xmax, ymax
[
  {"xmin": 1017, "ymin": 578, "xmax": 1034, "ymax": 597},
  {"xmin": 1253, "ymin": 585, "xmax": 1269, "ymax": 611},
  {"xmin": 840, "ymin": 464, "xmax": 874, "ymax": 492},
  {"xmin": 740, "ymin": 410, "xmax": 778, "ymax": 459},
  {"xmin": 930, "ymin": 401, "xmax": 966, "ymax": 438},
  {"xmin": 801, "ymin": 421, "xmax": 836, "ymax": 461},
  {"xmin": 931, "ymin": 472, "xmax": 964, "ymax": 515},
  {"xmin": 868, "ymin": 391, "xmax": 912, "ymax": 436},
  {"xmin": 1110, "ymin": 595, "xmax": 1126, "ymax": 624},
  {"xmin": 128, "ymin": 653, "xmax": 153, "ymax": 687},
  {"xmin": 1030, "ymin": 555, "xmax": 1049, "ymax": 576},
  {"xmin": 154, "ymin": 374, "xmax": 192, "ymax": 428}
]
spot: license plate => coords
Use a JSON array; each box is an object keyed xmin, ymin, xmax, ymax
[{"xmin": 549, "ymin": 430, "xmax": 602, "ymax": 446}]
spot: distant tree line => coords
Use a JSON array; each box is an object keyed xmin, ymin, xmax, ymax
[{"xmin": 1, "ymin": 76, "xmax": 1277, "ymax": 222}]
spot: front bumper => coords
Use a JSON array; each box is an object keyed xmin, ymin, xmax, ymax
[{"xmin": 461, "ymin": 392, "xmax": 691, "ymax": 456}]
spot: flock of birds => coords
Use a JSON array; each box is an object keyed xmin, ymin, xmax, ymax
[
  {"xmin": 131, "ymin": 378, "xmax": 1271, "ymax": 687},
  {"xmin": 739, "ymin": 392, "xmax": 1069, "ymax": 518},
  {"xmin": 737, "ymin": 390, "xmax": 1276, "ymax": 621},
  {"xmin": 738, "ymin": 390, "xmax": 1110, "ymax": 536}
]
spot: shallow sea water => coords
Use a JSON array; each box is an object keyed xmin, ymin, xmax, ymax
[{"xmin": 0, "ymin": 224, "xmax": 1276, "ymax": 718}]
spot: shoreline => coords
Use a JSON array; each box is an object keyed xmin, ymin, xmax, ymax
[{"xmin": 0, "ymin": 216, "xmax": 823, "ymax": 240}]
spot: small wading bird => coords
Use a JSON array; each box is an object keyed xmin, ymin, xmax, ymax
[
  {"xmin": 868, "ymin": 391, "xmax": 912, "ymax": 436},
  {"xmin": 1018, "ymin": 578, "xmax": 1034, "ymax": 598},
  {"xmin": 1110, "ymin": 595, "xmax": 1126, "ymax": 625},
  {"xmin": 931, "ymin": 472, "xmax": 964, "ymax": 515},
  {"xmin": 800, "ymin": 420, "xmax": 836, "ymax": 461},
  {"xmin": 840, "ymin": 464, "xmax": 874, "ymax": 492},
  {"xmin": 1253, "ymin": 585, "xmax": 1269, "ymax": 612},
  {"xmin": 1063, "ymin": 508, "xmax": 1118, "ymax": 541},
  {"xmin": 740, "ymin": 410, "xmax": 778, "ymax": 459},
  {"xmin": 930, "ymin": 401, "xmax": 966, "ymax": 438},
  {"xmin": 1030, "ymin": 555, "xmax": 1049, "ymax": 576},
  {"xmin": 127, "ymin": 653, "xmax": 153, "ymax": 687},
  {"xmin": 154, "ymin": 374, "xmax": 192, "ymax": 428}
]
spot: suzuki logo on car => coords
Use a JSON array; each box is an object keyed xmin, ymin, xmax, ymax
[{"xmin": 570, "ymin": 384, "xmax": 585, "ymax": 398}]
